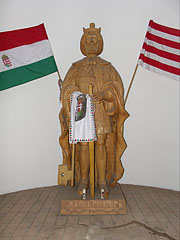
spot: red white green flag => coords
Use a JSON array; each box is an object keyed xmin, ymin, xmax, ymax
[
  {"xmin": 138, "ymin": 20, "xmax": 180, "ymax": 80},
  {"xmin": 0, "ymin": 24, "xmax": 58, "ymax": 91}
]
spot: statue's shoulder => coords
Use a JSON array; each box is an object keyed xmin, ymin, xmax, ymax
[
  {"xmin": 72, "ymin": 58, "xmax": 86, "ymax": 66},
  {"xmin": 72, "ymin": 57, "xmax": 111, "ymax": 66},
  {"xmin": 96, "ymin": 57, "xmax": 111, "ymax": 65}
]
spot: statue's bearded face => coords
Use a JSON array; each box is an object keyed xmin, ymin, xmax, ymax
[{"xmin": 84, "ymin": 33, "xmax": 99, "ymax": 56}]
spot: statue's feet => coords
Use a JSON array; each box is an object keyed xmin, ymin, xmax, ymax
[
  {"xmin": 98, "ymin": 180, "xmax": 109, "ymax": 199},
  {"xmin": 78, "ymin": 179, "xmax": 89, "ymax": 196}
]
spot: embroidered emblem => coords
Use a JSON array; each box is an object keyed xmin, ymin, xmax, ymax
[
  {"xmin": 2, "ymin": 55, "xmax": 12, "ymax": 67},
  {"xmin": 75, "ymin": 94, "xmax": 87, "ymax": 122}
]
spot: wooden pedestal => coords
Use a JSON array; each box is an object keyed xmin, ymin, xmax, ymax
[{"xmin": 60, "ymin": 184, "xmax": 126, "ymax": 215}]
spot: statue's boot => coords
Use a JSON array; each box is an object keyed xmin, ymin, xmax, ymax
[
  {"xmin": 98, "ymin": 179, "xmax": 109, "ymax": 198},
  {"xmin": 95, "ymin": 135, "xmax": 109, "ymax": 198},
  {"xmin": 78, "ymin": 142, "xmax": 89, "ymax": 196},
  {"xmin": 78, "ymin": 178, "xmax": 89, "ymax": 196}
]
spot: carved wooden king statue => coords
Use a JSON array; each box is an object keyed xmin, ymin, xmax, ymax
[{"xmin": 59, "ymin": 23, "xmax": 129, "ymax": 198}]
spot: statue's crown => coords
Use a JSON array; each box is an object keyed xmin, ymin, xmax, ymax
[{"xmin": 83, "ymin": 23, "xmax": 101, "ymax": 34}]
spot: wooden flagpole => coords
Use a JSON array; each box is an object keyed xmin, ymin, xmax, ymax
[
  {"xmin": 124, "ymin": 64, "xmax": 139, "ymax": 105},
  {"xmin": 57, "ymin": 70, "xmax": 63, "ymax": 93}
]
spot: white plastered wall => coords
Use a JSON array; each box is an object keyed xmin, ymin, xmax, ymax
[{"xmin": 0, "ymin": 0, "xmax": 179, "ymax": 194}]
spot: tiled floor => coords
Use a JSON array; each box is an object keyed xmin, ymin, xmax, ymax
[{"xmin": 0, "ymin": 184, "xmax": 179, "ymax": 240}]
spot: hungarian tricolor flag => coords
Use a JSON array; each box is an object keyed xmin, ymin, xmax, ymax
[
  {"xmin": 0, "ymin": 24, "xmax": 58, "ymax": 91},
  {"xmin": 138, "ymin": 20, "xmax": 180, "ymax": 80}
]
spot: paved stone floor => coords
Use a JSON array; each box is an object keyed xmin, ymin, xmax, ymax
[{"xmin": 0, "ymin": 184, "xmax": 179, "ymax": 240}]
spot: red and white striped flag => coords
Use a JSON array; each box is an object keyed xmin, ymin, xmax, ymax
[{"xmin": 138, "ymin": 20, "xmax": 180, "ymax": 80}]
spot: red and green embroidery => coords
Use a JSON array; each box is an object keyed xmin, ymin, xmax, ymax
[{"xmin": 69, "ymin": 93, "xmax": 97, "ymax": 144}]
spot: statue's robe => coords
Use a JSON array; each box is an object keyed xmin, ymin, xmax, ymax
[{"xmin": 59, "ymin": 56, "xmax": 129, "ymax": 187}]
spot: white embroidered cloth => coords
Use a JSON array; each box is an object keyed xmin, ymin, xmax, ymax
[{"xmin": 69, "ymin": 91, "xmax": 97, "ymax": 144}]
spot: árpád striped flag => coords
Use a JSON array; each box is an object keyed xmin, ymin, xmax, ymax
[
  {"xmin": 138, "ymin": 20, "xmax": 180, "ymax": 80},
  {"xmin": 0, "ymin": 24, "xmax": 58, "ymax": 91}
]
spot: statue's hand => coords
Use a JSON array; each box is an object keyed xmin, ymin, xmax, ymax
[{"xmin": 92, "ymin": 92, "xmax": 105, "ymax": 104}]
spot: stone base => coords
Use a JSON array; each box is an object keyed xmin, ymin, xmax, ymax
[{"xmin": 60, "ymin": 184, "xmax": 126, "ymax": 215}]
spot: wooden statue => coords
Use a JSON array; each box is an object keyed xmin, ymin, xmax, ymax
[{"xmin": 59, "ymin": 23, "xmax": 129, "ymax": 198}]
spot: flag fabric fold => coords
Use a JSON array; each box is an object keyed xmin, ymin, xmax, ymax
[
  {"xmin": 0, "ymin": 24, "xmax": 58, "ymax": 91},
  {"xmin": 138, "ymin": 20, "xmax": 180, "ymax": 80}
]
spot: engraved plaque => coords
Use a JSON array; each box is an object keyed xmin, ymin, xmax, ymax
[{"xmin": 60, "ymin": 199, "xmax": 126, "ymax": 215}]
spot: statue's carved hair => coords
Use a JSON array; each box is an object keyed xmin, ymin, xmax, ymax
[{"xmin": 80, "ymin": 23, "xmax": 103, "ymax": 56}]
